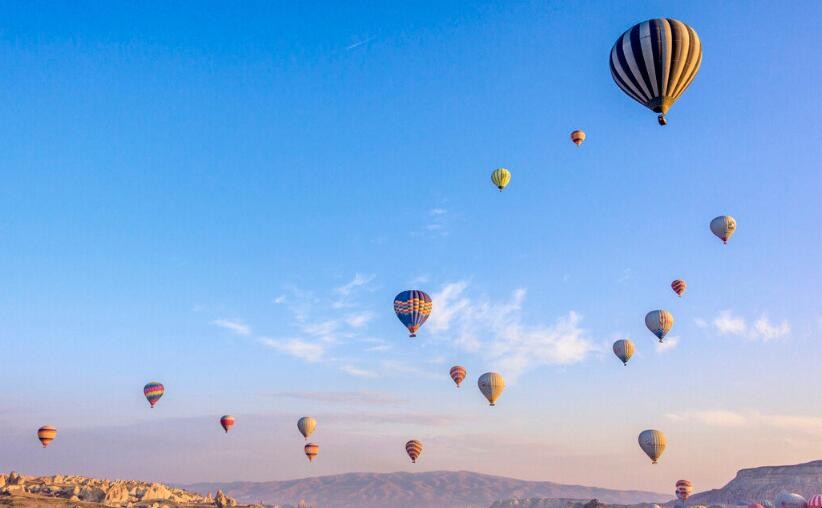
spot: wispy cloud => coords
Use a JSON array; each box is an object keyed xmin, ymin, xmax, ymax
[
  {"xmin": 666, "ymin": 410, "xmax": 822, "ymax": 434},
  {"xmin": 345, "ymin": 36, "xmax": 374, "ymax": 51},
  {"xmin": 259, "ymin": 337, "xmax": 325, "ymax": 362},
  {"xmin": 211, "ymin": 319, "xmax": 251, "ymax": 336},
  {"xmin": 428, "ymin": 281, "xmax": 596, "ymax": 378},
  {"xmin": 339, "ymin": 364, "xmax": 379, "ymax": 378},
  {"xmin": 335, "ymin": 273, "xmax": 375, "ymax": 296},
  {"xmin": 269, "ymin": 391, "xmax": 406, "ymax": 405},
  {"xmin": 346, "ymin": 311, "xmax": 375, "ymax": 329},
  {"xmin": 617, "ymin": 268, "xmax": 631, "ymax": 283},
  {"xmin": 711, "ymin": 310, "xmax": 790, "ymax": 341},
  {"xmin": 655, "ymin": 335, "xmax": 679, "ymax": 353}
]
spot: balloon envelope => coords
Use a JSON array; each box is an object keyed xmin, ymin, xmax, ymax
[
  {"xmin": 638, "ymin": 429, "xmax": 666, "ymax": 463},
  {"xmin": 491, "ymin": 168, "xmax": 511, "ymax": 191},
  {"xmin": 304, "ymin": 443, "xmax": 319, "ymax": 462},
  {"xmin": 671, "ymin": 279, "xmax": 687, "ymax": 297},
  {"xmin": 449, "ymin": 366, "xmax": 467, "ymax": 387},
  {"xmin": 297, "ymin": 416, "xmax": 317, "ymax": 440},
  {"xmin": 405, "ymin": 439, "xmax": 423, "ymax": 463},
  {"xmin": 571, "ymin": 130, "xmax": 586, "ymax": 146},
  {"xmin": 610, "ymin": 18, "xmax": 702, "ymax": 125},
  {"xmin": 613, "ymin": 339, "xmax": 635, "ymax": 365},
  {"xmin": 143, "ymin": 382, "xmax": 165, "ymax": 408},
  {"xmin": 806, "ymin": 495, "xmax": 821, "ymax": 508},
  {"xmin": 220, "ymin": 415, "xmax": 235, "ymax": 433},
  {"xmin": 676, "ymin": 480, "xmax": 693, "ymax": 501},
  {"xmin": 774, "ymin": 491, "xmax": 807, "ymax": 508},
  {"xmin": 710, "ymin": 215, "xmax": 737, "ymax": 244},
  {"xmin": 478, "ymin": 372, "xmax": 505, "ymax": 406},
  {"xmin": 645, "ymin": 310, "xmax": 674, "ymax": 342},
  {"xmin": 393, "ymin": 290, "xmax": 432, "ymax": 338},
  {"xmin": 37, "ymin": 425, "xmax": 57, "ymax": 448}
]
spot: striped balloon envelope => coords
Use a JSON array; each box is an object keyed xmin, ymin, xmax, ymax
[
  {"xmin": 478, "ymin": 372, "xmax": 505, "ymax": 406},
  {"xmin": 37, "ymin": 425, "xmax": 57, "ymax": 448},
  {"xmin": 220, "ymin": 415, "xmax": 235, "ymax": 433},
  {"xmin": 405, "ymin": 439, "xmax": 422, "ymax": 463},
  {"xmin": 297, "ymin": 416, "xmax": 317, "ymax": 440},
  {"xmin": 676, "ymin": 480, "xmax": 693, "ymax": 501},
  {"xmin": 570, "ymin": 130, "xmax": 586, "ymax": 146},
  {"xmin": 748, "ymin": 504, "xmax": 766, "ymax": 508},
  {"xmin": 638, "ymin": 429, "xmax": 667, "ymax": 464},
  {"xmin": 304, "ymin": 443, "xmax": 319, "ymax": 462},
  {"xmin": 393, "ymin": 290, "xmax": 433, "ymax": 338},
  {"xmin": 710, "ymin": 215, "xmax": 737, "ymax": 244},
  {"xmin": 610, "ymin": 18, "xmax": 702, "ymax": 125},
  {"xmin": 449, "ymin": 366, "xmax": 467, "ymax": 387},
  {"xmin": 645, "ymin": 310, "xmax": 674, "ymax": 342},
  {"xmin": 671, "ymin": 279, "xmax": 687, "ymax": 297},
  {"xmin": 612, "ymin": 339, "xmax": 635, "ymax": 366},
  {"xmin": 143, "ymin": 382, "xmax": 165, "ymax": 408},
  {"xmin": 807, "ymin": 496, "xmax": 822, "ymax": 508},
  {"xmin": 490, "ymin": 168, "xmax": 511, "ymax": 191}
]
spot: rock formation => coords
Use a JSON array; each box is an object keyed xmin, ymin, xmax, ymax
[{"xmin": 0, "ymin": 471, "xmax": 244, "ymax": 507}]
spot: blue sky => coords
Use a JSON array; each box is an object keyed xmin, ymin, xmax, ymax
[{"xmin": 0, "ymin": 0, "xmax": 820, "ymax": 493}]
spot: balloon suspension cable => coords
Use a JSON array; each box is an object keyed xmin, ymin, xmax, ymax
[{"xmin": 657, "ymin": 114, "xmax": 667, "ymax": 126}]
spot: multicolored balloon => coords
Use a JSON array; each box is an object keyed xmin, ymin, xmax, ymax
[
  {"xmin": 37, "ymin": 426, "xmax": 57, "ymax": 448},
  {"xmin": 806, "ymin": 495, "xmax": 821, "ymax": 508},
  {"xmin": 748, "ymin": 504, "xmax": 766, "ymax": 508},
  {"xmin": 645, "ymin": 310, "xmax": 674, "ymax": 342},
  {"xmin": 393, "ymin": 290, "xmax": 432, "ymax": 338},
  {"xmin": 710, "ymin": 215, "xmax": 737, "ymax": 244},
  {"xmin": 671, "ymin": 279, "xmax": 687, "ymax": 297},
  {"xmin": 144, "ymin": 382, "xmax": 165, "ymax": 408},
  {"xmin": 638, "ymin": 429, "xmax": 667, "ymax": 464},
  {"xmin": 676, "ymin": 480, "xmax": 693, "ymax": 501},
  {"xmin": 478, "ymin": 372, "xmax": 505, "ymax": 406},
  {"xmin": 297, "ymin": 416, "xmax": 317, "ymax": 440},
  {"xmin": 449, "ymin": 366, "xmax": 467, "ymax": 388},
  {"xmin": 405, "ymin": 439, "xmax": 422, "ymax": 463},
  {"xmin": 304, "ymin": 443, "xmax": 319, "ymax": 462},
  {"xmin": 613, "ymin": 339, "xmax": 635, "ymax": 366},
  {"xmin": 570, "ymin": 130, "xmax": 586, "ymax": 146},
  {"xmin": 220, "ymin": 415, "xmax": 235, "ymax": 433},
  {"xmin": 610, "ymin": 19, "xmax": 702, "ymax": 126},
  {"xmin": 491, "ymin": 168, "xmax": 511, "ymax": 191}
]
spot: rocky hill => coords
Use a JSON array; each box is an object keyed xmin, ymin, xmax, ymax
[
  {"xmin": 686, "ymin": 460, "xmax": 822, "ymax": 506},
  {"xmin": 489, "ymin": 499, "xmax": 657, "ymax": 508},
  {"xmin": 0, "ymin": 471, "xmax": 248, "ymax": 508},
  {"xmin": 188, "ymin": 471, "xmax": 670, "ymax": 508}
]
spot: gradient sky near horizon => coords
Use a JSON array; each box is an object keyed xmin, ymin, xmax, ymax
[{"xmin": 1, "ymin": 0, "xmax": 821, "ymax": 495}]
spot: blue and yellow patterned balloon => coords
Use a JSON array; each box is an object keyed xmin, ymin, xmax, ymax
[{"xmin": 393, "ymin": 290, "xmax": 432, "ymax": 338}]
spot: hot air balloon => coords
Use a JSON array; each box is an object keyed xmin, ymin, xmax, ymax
[
  {"xmin": 570, "ymin": 130, "xmax": 586, "ymax": 146},
  {"xmin": 304, "ymin": 443, "xmax": 319, "ymax": 462},
  {"xmin": 676, "ymin": 480, "xmax": 693, "ymax": 501},
  {"xmin": 613, "ymin": 339, "xmax": 635, "ymax": 365},
  {"xmin": 220, "ymin": 415, "xmax": 235, "ymax": 433},
  {"xmin": 297, "ymin": 416, "xmax": 317, "ymax": 440},
  {"xmin": 645, "ymin": 310, "xmax": 674, "ymax": 342},
  {"xmin": 610, "ymin": 19, "xmax": 702, "ymax": 126},
  {"xmin": 638, "ymin": 429, "xmax": 666, "ymax": 464},
  {"xmin": 393, "ymin": 290, "xmax": 432, "ymax": 338},
  {"xmin": 143, "ymin": 382, "xmax": 164, "ymax": 408},
  {"xmin": 478, "ymin": 372, "xmax": 505, "ymax": 406},
  {"xmin": 749, "ymin": 504, "xmax": 766, "ymax": 508},
  {"xmin": 671, "ymin": 279, "xmax": 687, "ymax": 297},
  {"xmin": 774, "ymin": 491, "xmax": 807, "ymax": 508},
  {"xmin": 449, "ymin": 366, "xmax": 467, "ymax": 388},
  {"xmin": 405, "ymin": 439, "xmax": 422, "ymax": 463},
  {"xmin": 806, "ymin": 496, "xmax": 821, "ymax": 508},
  {"xmin": 491, "ymin": 168, "xmax": 511, "ymax": 191},
  {"xmin": 710, "ymin": 216, "xmax": 737, "ymax": 244},
  {"xmin": 37, "ymin": 426, "xmax": 57, "ymax": 448}
]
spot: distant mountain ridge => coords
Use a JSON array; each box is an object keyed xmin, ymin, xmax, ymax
[
  {"xmin": 687, "ymin": 460, "xmax": 822, "ymax": 506},
  {"xmin": 187, "ymin": 470, "xmax": 670, "ymax": 508}
]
